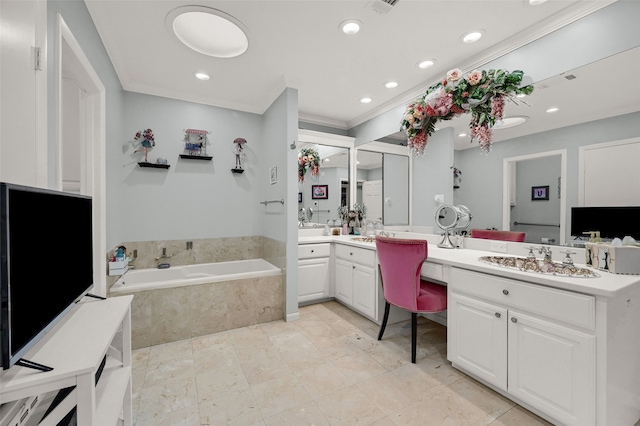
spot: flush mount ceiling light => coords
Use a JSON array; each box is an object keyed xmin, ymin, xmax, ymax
[
  {"xmin": 546, "ymin": 107, "xmax": 560, "ymax": 113},
  {"xmin": 194, "ymin": 72, "xmax": 210, "ymax": 80},
  {"xmin": 360, "ymin": 97, "xmax": 372, "ymax": 104},
  {"xmin": 461, "ymin": 30, "xmax": 484, "ymax": 43},
  {"xmin": 340, "ymin": 19, "xmax": 362, "ymax": 35},
  {"xmin": 458, "ymin": 133, "xmax": 467, "ymax": 137},
  {"xmin": 417, "ymin": 59, "xmax": 436, "ymax": 69},
  {"xmin": 493, "ymin": 116, "xmax": 528, "ymax": 129},
  {"xmin": 529, "ymin": 0, "xmax": 548, "ymax": 5},
  {"xmin": 167, "ymin": 6, "xmax": 249, "ymax": 58},
  {"xmin": 385, "ymin": 81, "xmax": 398, "ymax": 89}
]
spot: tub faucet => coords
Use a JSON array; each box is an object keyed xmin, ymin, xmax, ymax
[
  {"xmin": 538, "ymin": 246, "xmax": 552, "ymax": 262},
  {"xmin": 155, "ymin": 247, "xmax": 173, "ymax": 260}
]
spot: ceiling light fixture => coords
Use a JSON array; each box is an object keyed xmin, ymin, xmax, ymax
[
  {"xmin": 458, "ymin": 133, "xmax": 467, "ymax": 137},
  {"xmin": 194, "ymin": 72, "xmax": 210, "ymax": 80},
  {"xmin": 360, "ymin": 97, "xmax": 372, "ymax": 104},
  {"xmin": 167, "ymin": 6, "xmax": 249, "ymax": 58},
  {"xmin": 529, "ymin": 0, "xmax": 548, "ymax": 5},
  {"xmin": 417, "ymin": 59, "xmax": 436, "ymax": 69},
  {"xmin": 340, "ymin": 19, "xmax": 362, "ymax": 35},
  {"xmin": 493, "ymin": 116, "xmax": 528, "ymax": 129},
  {"xmin": 546, "ymin": 107, "xmax": 559, "ymax": 113},
  {"xmin": 461, "ymin": 30, "xmax": 484, "ymax": 43},
  {"xmin": 385, "ymin": 81, "xmax": 398, "ymax": 89}
]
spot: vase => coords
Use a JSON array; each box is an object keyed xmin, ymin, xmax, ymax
[{"xmin": 343, "ymin": 223, "xmax": 348, "ymax": 235}]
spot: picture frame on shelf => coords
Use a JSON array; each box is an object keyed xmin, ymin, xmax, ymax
[
  {"xmin": 312, "ymin": 185, "xmax": 328, "ymax": 199},
  {"xmin": 531, "ymin": 185, "xmax": 549, "ymax": 200}
]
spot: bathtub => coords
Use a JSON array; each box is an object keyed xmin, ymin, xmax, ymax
[
  {"xmin": 108, "ymin": 258, "xmax": 285, "ymax": 349},
  {"xmin": 110, "ymin": 258, "xmax": 281, "ymax": 293}
]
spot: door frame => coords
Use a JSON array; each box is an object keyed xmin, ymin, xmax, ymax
[{"xmin": 56, "ymin": 14, "xmax": 107, "ymax": 296}]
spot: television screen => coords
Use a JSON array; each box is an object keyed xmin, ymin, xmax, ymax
[
  {"xmin": 1, "ymin": 182, "xmax": 93, "ymax": 370},
  {"xmin": 570, "ymin": 206, "xmax": 640, "ymax": 240}
]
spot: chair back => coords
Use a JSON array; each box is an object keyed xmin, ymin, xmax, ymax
[
  {"xmin": 470, "ymin": 229, "xmax": 526, "ymax": 242},
  {"xmin": 375, "ymin": 236, "xmax": 428, "ymax": 311}
]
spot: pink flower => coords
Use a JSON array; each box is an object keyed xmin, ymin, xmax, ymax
[
  {"xmin": 466, "ymin": 70, "xmax": 482, "ymax": 85},
  {"xmin": 491, "ymin": 95, "xmax": 504, "ymax": 120},
  {"xmin": 446, "ymin": 68, "xmax": 463, "ymax": 82},
  {"xmin": 470, "ymin": 123, "xmax": 493, "ymax": 153}
]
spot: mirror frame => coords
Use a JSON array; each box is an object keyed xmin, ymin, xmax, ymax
[{"xmin": 502, "ymin": 149, "xmax": 567, "ymax": 245}]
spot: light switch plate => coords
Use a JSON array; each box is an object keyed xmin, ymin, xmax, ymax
[{"xmin": 490, "ymin": 241, "xmax": 508, "ymax": 253}]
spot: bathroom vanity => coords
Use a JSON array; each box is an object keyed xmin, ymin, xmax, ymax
[{"xmin": 298, "ymin": 230, "xmax": 640, "ymax": 426}]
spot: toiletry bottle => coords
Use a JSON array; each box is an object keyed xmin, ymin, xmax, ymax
[{"xmin": 595, "ymin": 231, "xmax": 601, "ymax": 243}]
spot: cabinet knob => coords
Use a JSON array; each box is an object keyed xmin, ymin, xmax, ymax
[
  {"xmin": 511, "ymin": 317, "xmax": 518, "ymax": 323},
  {"xmin": 495, "ymin": 312, "xmax": 501, "ymax": 318},
  {"xmin": 311, "ymin": 250, "xmax": 314, "ymax": 253},
  {"xmin": 503, "ymin": 289, "xmax": 509, "ymax": 295},
  {"xmin": 352, "ymin": 265, "xmax": 355, "ymax": 269},
  {"xmin": 350, "ymin": 252, "xmax": 353, "ymax": 256}
]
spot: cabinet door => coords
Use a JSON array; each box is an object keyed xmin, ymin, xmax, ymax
[
  {"xmin": 335, "ymin": 258, "xmax": 353, "ymax": 305},
  {"xmin": 448, "ymin": 293, "xmax": 508, "ymax": 391},
  {"xmin": 298, "ymin": 257, "xmax": 330, "ymax": 303},
  {"xmin": 352, "ymin": 263, "xmax": 376, "ymax": 320},
  {"xmin": 508, "ymin": 310, "xmax": 595, "ymax": 426}
]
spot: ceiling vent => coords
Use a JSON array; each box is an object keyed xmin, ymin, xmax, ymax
[
  {"xmin": 367, "ymin": 0, "xmax": 399, "ymax": 14},
  {"xmin": 564, "ymin": 74, "xmax": 577, "ymax": 80}
]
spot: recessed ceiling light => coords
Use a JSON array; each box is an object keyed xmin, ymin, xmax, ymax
[
  {"xmin": 529, "ymin": 0, "xmax": 548, "ymax": 5},
  {"xmin": 194, "ymin": 72, "xmax": 210, "ymax": 80},
  {"xmin": 340, "ymin": 19, "xmax": 362, "ymax": 35},
  {"xmin": 385, "ymin": 81, "xmax": 398, "ymax": 89},
  {"xmin": 417, "ymin": 59, "xmax": 436, "ymax": 69},
  {"xmin": 458, "ymin": 133, "xmax": 467, "ymax": 137},
  {"xmin": 167, "ymin": 6, "xmax": 249, "ymax": 58},
  {"xmin": 360, "ymin": 97, "xmax": 372, "ymax": 104},
  {"xmin": 323, "ymin": 158, "xmax": 331, "ymax": 162},
  {"xmin": 546, "ymin": 107, "xmax": 559, "ymax": 113},
  {"xmin": 461, "ymin": 30, "xmax": 484, "ymax": 43},
  {"xmin": 493, "ymin": 116, "xmax": 528, "ymax": 129}
]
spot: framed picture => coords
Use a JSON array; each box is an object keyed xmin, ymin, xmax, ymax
[
  {"xmin": 270, "ymin": 166, "xmax": 277, "ymax": 184},
  {"xmin": 312, "ymin": 185, "xmax": 328, "ymax": 199},
  {"xmin": 298, "ymin": 192, "xmax": 302, "ymax": 203},
  {"xmin": 531, "ymin": 185, "xmax": 549, "ymax": 200}
]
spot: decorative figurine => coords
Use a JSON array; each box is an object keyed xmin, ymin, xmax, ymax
[
  {"xmin": 134, "ymin": 128, "xmax": 155, "ymax": 162},
  {"xmin": 232, "ymin": 138, "xmax": 247, "ymax": 173},
  {"xmin": 183, "ymin": 129, "xmax": 210, "ymax": 157}
]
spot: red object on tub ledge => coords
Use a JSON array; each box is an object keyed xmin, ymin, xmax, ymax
[{"xmin": 470, "ymin": 229, "xmax": 526, "ymax": 242}]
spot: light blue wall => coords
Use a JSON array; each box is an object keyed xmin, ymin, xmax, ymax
[{"xmin": 454, "ymin": 112, "xmax": 640, "ymax": 242}]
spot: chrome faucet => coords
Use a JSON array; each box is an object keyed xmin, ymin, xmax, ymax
[
  {"xmin": 155, "ymin": 247, "xmax": 173, "ymax": 260},
  {"xmin": 538, "ymin": 246, "xmax": 553, "ymax": 262}
]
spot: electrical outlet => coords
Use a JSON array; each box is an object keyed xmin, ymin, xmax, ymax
[{"xmin": 490, "ymin": 241, "xmax": 508, "ymax": 253}]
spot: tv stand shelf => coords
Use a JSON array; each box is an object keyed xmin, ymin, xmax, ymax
[{"xmin": 0, "ymin": 295, "xmax": 133, "ymax": 425}]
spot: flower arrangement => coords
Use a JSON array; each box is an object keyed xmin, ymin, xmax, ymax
[
  {"xmin": 337, "ymin": 205, "xmax": 349, "ymax": 224},
  {"xmin": 349, "ymin": 203, "xmax": 367, "ymax": 227},
  {"xmin": 298, "ymin": 147, "xmax": 321, "ymax": 182},
  {"xmin": 401, "ymin": 68, "xmax": 534, "ymax": 155}
]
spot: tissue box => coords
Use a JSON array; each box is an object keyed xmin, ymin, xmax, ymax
[
  {"xmin": 108, "ymin": 260, "xmax": 128, "ymax": 276},
  {"xmin": 585, "ymin": 243, "xmax": 640, "ymax": 275}
]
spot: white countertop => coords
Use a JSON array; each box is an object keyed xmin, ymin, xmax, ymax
[{"xmin": 298, "ymin": 233, "xmax": 640, "ymax": 298}]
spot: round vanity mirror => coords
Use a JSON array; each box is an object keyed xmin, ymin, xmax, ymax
[{"xmin": 435, "ymin": 204, "xmax": 472, "ymax": 248}]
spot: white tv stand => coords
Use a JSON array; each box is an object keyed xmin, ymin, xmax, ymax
[{"xmin": 0, "ymin": 295, "xmax": 133, "ymax": 426}]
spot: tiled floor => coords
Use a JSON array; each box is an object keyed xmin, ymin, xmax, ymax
[{"xmin": 131, "ymin": 301, "xmax": 553, "ymax": 425}]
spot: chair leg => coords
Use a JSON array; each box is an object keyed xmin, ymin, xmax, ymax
[
  {"xmin": 378, "ymin": 302, "xmax": 390, "ymax": 340},
  {"xmin": 411, "ymin": 312, "xmax": 417, "ymax": 363}
]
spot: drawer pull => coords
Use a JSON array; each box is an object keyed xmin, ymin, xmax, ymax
[
  {"xmin": 352, "ymin": 265, "xmax": 355, "ymax": 269},
  {"xmin": 311, "ymin": 250, "xmax": 314, "ymax": 253},
  {"xmin": 511, "ymin": 317, "xmax": 518, "ymax": 323},
  {"xmin": 350, "ymin": 252, "xmax": 353, "ymax": 256},
  {"xmin": 495, "ymin": 312, "xmax": 501, "ymax": 318},
  {"xmin": 503, "ymin": 289, "xmax": 509, "ymax": 295}
]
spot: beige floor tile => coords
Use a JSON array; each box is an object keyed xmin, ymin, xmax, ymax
[
  {"xmin": 448, "ymin": 377, "xmax": 516, "ymax": 425},
  {"xmin": 315, "ymin": 384, "xmax": 386, "ymax": 426},
  {"xmin": 196, "ymin": 362, "xmax": 250, "ymax": 401},
  {"xmin": 356, "ymin": 371, "xmax": 421, "ymax": 415},
  {"xmin": 147, "ymin": 339, "xmax": 193, "ymax": 366},
  {"xmin": 136, "ymin": 376, "xmax": 199, "ymax": 424},
  {"xmin": 320, "ymin": 336, "xmax": 363, "ymax": 361},
  {"xmin": 144, "ymin": 358, "xmax": 195, "ymax": 387},
  {"xmin": 487, "ymin": 406, "xmax": 553, "ymax": 426},
  {"xmin": 332, "ymin": 350, "xmax": 387, "ymax": 384},
  {"xmin": 192, "ymin": 340, "xmax": 239, "ymax": 372},
  {"xmin": 280, "ymin": 343, "xmax": 330, "ymax": 372},
  {"xmin": 269, "ymin": 330, "xmax": 316, "ymax": 352},
  {"xmin": 259, "ymin": 318, "xmax": 302, "ymax": 337},
  {"xmin": 191, "ymin": 330, "xmax": 230, "ymax": 350},
  {"xmin": 135, "ymin": 404, "xmax": 201, "ymax": 426},
  {"xmin": 250, "ymin": 373, "xmax": 312, "ymax": 419},
  {"xmin": 263, "ymin": 401, "xmax": 330, "ymax": 426},
  {"xmin": 198, "ymin": 388, "xmax": 263, "ymax": 426},
  {"xmin": 294, "ymin": 360, "xmax": 353, "ymax": 399},
  {"xmin": 240, "ymin": 352, "xmax": 294, "ymax": 386}
]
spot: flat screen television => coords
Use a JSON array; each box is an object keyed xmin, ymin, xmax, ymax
[
  {"xmin": 570, "ymin": 206, "xmax": 640, "ymax": 240},
  {"xmin": 1, "ymin": 182, "xmax": 94, "ymax": 371}
]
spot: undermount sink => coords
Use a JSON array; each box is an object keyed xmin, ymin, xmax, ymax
[{"xmin": 478, "ymin": 256, "xmax": 599, "ymax": 278}]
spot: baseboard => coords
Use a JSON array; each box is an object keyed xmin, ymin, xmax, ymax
[{"xmin": 286, "ymin": 312, "xmax": 300, "ymax": 322}]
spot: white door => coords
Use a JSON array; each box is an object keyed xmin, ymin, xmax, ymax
[
  {"xmin": 298, "ymin": 257, "xmax": 330, "ymax": 303},
  {"xmin": 352, "ymin": 263, "xmax": 376, "ymax": 319},
  {"xmin": 448, "ymin": 293, "xmax": 508, "ymax": 391},
  {"xmin": 334, "ymin": 258, "xmax": 353, "ymax": 305},
  {"xmin": 508, "ymin": 310, "xmax": 596, "ymax": 426},
  {"xmin": 363, "ymin": 180, "xmax": 383, "ymax": 223}
]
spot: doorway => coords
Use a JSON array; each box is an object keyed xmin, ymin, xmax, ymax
[{"xmin": 56, "ymin": 14, "xmax": 107, "ymax": 296}]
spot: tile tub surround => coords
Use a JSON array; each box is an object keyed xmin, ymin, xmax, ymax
[
  {"xmin": 111, "ymin": 272, "xmax": 284, "ymax": 349},
  {"xmin": 107, "ymin": 236, "xmax": 285, "ymax": 289}
]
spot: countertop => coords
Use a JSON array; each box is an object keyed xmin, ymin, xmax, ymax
[{"xmin": 298, "ymin": 234, "xmax": 640, "ymax": 298}]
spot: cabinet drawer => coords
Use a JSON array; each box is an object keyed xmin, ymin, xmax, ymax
[
  {"xmin": 421, "ymin": 261, "xmax": 444, "ymax": 282},
  {"xmin": 450, "ymin": 268, "xmax": 595, "ymax": 331},
  {"xmin": 335, "ymin": 244, "xmax": 376, "ymax": 266},
  {"xmin": 298, "ymin": 243, "xmax": 330, "ymax": 259}
]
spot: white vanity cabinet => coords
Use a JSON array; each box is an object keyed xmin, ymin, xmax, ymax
[
  {"xmin": 297, "ymin": 243, "xmax": 331, "ymax": 304},
  {"xmin": 448, "ymin": 267, "xmax": 596, "ymax": 426},
  {"xmin": 334, "ymin": 244, "xmax": 377, "ymax": 320}
]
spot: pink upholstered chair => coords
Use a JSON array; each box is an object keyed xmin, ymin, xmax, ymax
[
  {"xmin": 470, "ymin": 229, "xmax": 526, "ymax": 242},
  {"xmin": 375, "ymin": 236, "xmax": 447, "ymax": 363}
]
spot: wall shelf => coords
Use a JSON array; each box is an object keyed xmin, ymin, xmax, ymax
[
  {"xmin": 138, "ymin": 162, "xmax": 170, "ymax": 169},
  {"xmin": 231, "ymin": 168, "xmax": 245, "ymax": 174},
  {"xmin": 179, "ymin": 154, "xmax": 212, "ymax": 161}
]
